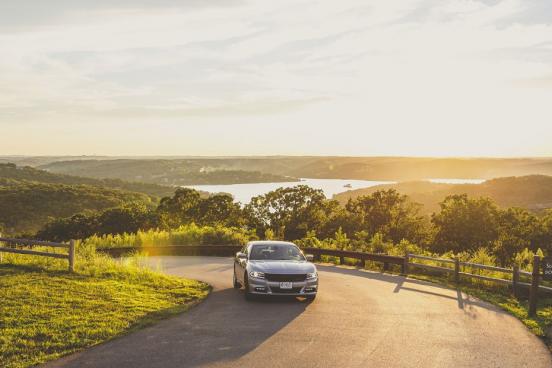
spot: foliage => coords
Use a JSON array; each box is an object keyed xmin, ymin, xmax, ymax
[
  {"xmin": 0, "ymin": 178, "xmax": 153, "ymax": 235},
  {"xmin": 431, "ymin": 194, "xmax": 500, "ymax": 253},
  {"xmin": 0, "ymin": 249, "xmax": 209, "ymax": 368},
  {"xmin": 157, "ymin": 189, "xmax": 243, "ymax": 229},
  {"xmin": 345, "ymin": 189, "xmax": 430, "ymax": 245},
  {"xmin": 36, "ymin": 204, "xmax": 160, "ymax": 242},
  {"xmin": 245, "ymin": 185, "xmax": 340, "ymax": 240},
  {"xmin": 2, "ymin": 169, "xmax": 549, "ymax": 267},
  {"xmin": 81, "ymin": 223, "xmax": 257, "ymax": 249}
]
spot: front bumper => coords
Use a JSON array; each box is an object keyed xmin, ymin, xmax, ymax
[{"xmin": 247, "ymin": 278, "xmax": 318, "ymax": 296}]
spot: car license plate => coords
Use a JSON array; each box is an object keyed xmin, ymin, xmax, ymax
[{"xmin": 279, "ymin": 282, "xmax": 293, "ymax": 289}]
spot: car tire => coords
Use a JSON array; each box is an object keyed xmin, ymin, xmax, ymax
[
  {"xmin": 244, "ymin": 274, "xmax": 254, "ymax": 301},
  {"xmin": 233, "ymin": 270, "xmax": 241, "ymax": 289},
  {"xmin": 306, "ymin": 294, "xmax": 317, "ymax": 302}
]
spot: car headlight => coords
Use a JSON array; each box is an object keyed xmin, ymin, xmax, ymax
[
  {"xmin": 249, "ymin": 271, "xmax": 265, "ymax": 279},
  {"xmin": 306, "ymin": 272, "xmax": 317, "ymax": 280}
]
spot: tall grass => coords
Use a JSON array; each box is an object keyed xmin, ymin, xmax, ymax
[{"xmin": 81, "ymin": 223, "xmax": 258, "ymax": 249}]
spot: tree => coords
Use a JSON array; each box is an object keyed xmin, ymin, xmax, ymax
[
  {"xmin": 345, "ymin": 189, "xmax": 428, "ymax": 245},
  {"xmin": 157, "ymin": 188, "xmax": 202, "ymax": 228},
  {"xmin": 197, "ymin": 193, "xmax": 244, "ymax": 227},
  {"xmin": 245, "ymin": 185, "xmax": 335, "ymax": 240},
  {"xmin": 36, "ymin": 204, "xmax": 160, "ymax": 242},
  {"xmin": 431, "ymin": 194, "xmax": 500, "ymax": 253},
  {"xmin": 492, "ymin": 207, "xmax": 542, "ymax": 266},
  {"xmin": 95, "ymin": 204, "xmax": 160, "ymax": 236}
]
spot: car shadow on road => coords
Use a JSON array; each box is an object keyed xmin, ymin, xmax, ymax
[
  {"xmin": 317, "ymin": 264, "xmax": 505, "ymax": 319},
  {"xmin": 44, "ymin": 287, "xmax": 310, "ymax": 368}
]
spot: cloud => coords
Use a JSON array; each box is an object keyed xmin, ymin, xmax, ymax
[{"xmin": 0, "ymin": 0, "xmax": 551, "ymax": 156}]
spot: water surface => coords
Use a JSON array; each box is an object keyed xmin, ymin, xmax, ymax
[{"xmin": 185, "ymin": 178, "xmax": 393, "ymax": 204}]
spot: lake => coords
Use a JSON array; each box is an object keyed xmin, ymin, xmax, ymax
[
  {"xmin": 184, "ymin": 178, "xmax": 394, "ymax": 204},
  {"xmin": 185, "ymin": 177, "xmax": 486, "ymax": 204}
]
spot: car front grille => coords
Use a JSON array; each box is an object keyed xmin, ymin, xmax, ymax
[
  {"xmin": 265, "ymin": 273, "xmax": 306, "ymax": 282},
  {"xmin": 271, "ymin": 287, "xmax": 303, "ymax": 294}
]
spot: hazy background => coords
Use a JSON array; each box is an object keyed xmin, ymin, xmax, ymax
[{"xmin": 1, "ymin": 0, "xmax": 552, "ymax": 156}]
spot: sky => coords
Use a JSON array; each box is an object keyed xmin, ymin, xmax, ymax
[{"xmin": 1, "ymin": 0, "xmax": 552, "ymax": 157}]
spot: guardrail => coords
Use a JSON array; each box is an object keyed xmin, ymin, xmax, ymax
[
  {"xmin": 0, "ymin": 237, "xmax": 75, "ymax": 272},
  {"xmin": 301, "ymin": 247, "xmax": 405, "ymax": 272}
]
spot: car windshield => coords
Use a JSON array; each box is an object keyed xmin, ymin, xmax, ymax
[{"xmin": 249, "ymin": 244, "xmax": 305, "ymax": 261}]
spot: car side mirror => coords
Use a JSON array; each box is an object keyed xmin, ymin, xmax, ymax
[
  {"xmin": 236, "ymin": 252, "xmax": 247, "ymax": 260},
  {"xmin": 305, "ymin": 254, "xmax": 314, "ymax": 262}
]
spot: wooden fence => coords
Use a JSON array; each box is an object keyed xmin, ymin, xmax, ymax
[
  {"xmin": 406, "ymin": 253, "xmax": 551, "ymax": 317},
  {"xmin": 0, "ymin": 237, "xmax": 75, "ymax": 272},
  {"xmin": 301, "ymin": 248, "xmax": 550, "ymax": 317},
  {"xmin": 95, "ymin": 244, "xmax": 552, "ymax": 316}
]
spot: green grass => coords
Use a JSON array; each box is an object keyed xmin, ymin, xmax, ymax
[{"xmin": 0, "ymin": 250, "xmax": 210, "ymax": 368}]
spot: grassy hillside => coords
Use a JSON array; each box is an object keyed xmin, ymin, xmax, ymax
[
  {"xmin": 0, "ymin": 179, "xmax": 154, "ymax": 235},
  {"xmin": 334, "ymin": 175, "xmax": 552, "ymax": 213},
  {"xmin": 0, "ymin": 163, "xmax": 175, "ymax": 198},
  {"xmin": 0, "ymin": 250, "xmax": 209, "ymax": 368},
  {"xmin": 39, "ymin": 159, "xmax": 299, "ymax": 185}
]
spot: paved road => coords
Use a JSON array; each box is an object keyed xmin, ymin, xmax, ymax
[{"xmin": 46, "ymin": 257, "xmax": 551, "ymax": 368}]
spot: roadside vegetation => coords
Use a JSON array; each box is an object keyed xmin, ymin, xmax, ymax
[
  {"xmin": 0, "ymin": 247, "xmax": 210, "ymax": 368},
  {"xmin": 34, "ymin": 184, "xmax": 552, "ymax": 270},
  {"xmin": 81, "ymin": 223, "xmax": 256, "ymax": 249}
]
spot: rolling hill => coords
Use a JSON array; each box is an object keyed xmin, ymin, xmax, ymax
[
  {"xmin": 333, "ymin": 175, "xmax": 552, "ymax": 214},
  {"xmin": 0, "ymin": 178, "xmax": 154, "ymax": 235},
  {"xmin": 39, "ymin": 159, "xmax": 299, "ymax": 186},
  {"xmin": 30, "ymin": 156, "xmax": 552, "ymax": 183},
  {"xmin": 0, "ymin": 163, "xmax": 175, "ymax": 198}
]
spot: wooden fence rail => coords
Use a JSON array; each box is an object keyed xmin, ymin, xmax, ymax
[
  {"xmin": 407, "ymin": 253, "xmax": 551, "ymax": 316},
  {"xmin": 0, "ymin": 237, "xmax": 75, "ymax": 272}
]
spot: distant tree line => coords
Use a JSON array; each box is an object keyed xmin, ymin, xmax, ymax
[{"xmin": 36, "ymin": 186, "xmax": 552, "ymax": 267}]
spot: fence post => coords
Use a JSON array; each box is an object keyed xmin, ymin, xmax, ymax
[
  {"xmin": 529, "ymin": 256, "xmax": 540, "ymax": 317},
  {"xmin": 383, "ymin": 262, "xmax": 389, "ymax": 272},
  {"xmin": 314, "ymin": 252, "xmax": 320, "ymax": 262},
  {"xmin": 512, "ymin": 265, "xmax": 520, "ymax": 299},
  {"xmin": 402, "ymin": 253, "xmax": 409, "ymax": 275},
  {"xmin": 339, "ymin": 256, "xmax": 345, "ymax": 265},
  {"xmin": 454, "ymin": 258, "xmax": 460, "ymax": 284},
  {"xmin": 68, "ymin": 239, "xmax": 75, "ymax": 272}
]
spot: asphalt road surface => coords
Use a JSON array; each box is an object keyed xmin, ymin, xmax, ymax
[{"xmin": 46, "ymin": 256, "xmax": 552, "ymax": 368}]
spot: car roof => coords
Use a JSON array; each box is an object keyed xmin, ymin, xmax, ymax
[{"xmin": 248, "ymin": 240, "xmax": 297, "ymax": 246}]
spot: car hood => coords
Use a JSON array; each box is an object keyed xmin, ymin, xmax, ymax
[{"xmin": 249, "ymin": 260, "xmax": 316, "ymax": 274}]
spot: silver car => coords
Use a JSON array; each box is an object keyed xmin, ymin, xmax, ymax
[{"xmin": 233, "ymin": 241, "xmax": 318, "ymax": 301}]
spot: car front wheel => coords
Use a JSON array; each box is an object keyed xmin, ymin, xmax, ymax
[
  {"xmin": 243, "ymin": 273, "xmax": 254, "ymax": 301},
  {"xmin": 233, "ymin": 270, "xmax": 241, "ymax": 289}
]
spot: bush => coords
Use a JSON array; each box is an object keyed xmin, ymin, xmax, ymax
[{"xmin": 81, "ymin": 223, "xmax": 257, "ymax": 249}]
